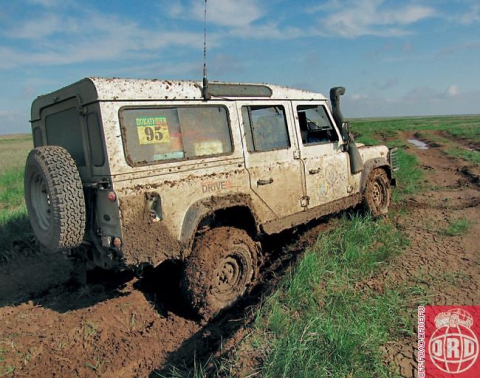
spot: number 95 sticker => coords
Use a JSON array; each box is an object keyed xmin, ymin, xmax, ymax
[{"xmin": 136, "ymin": 117, "xmax": 171, "ymax": 145}]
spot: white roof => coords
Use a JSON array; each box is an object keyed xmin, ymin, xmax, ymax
[
  {"xmin": 32, "ymin": 77, "xmax": 327, "ymax": 120},
  {"xmin": 88, "ymin": 77, "xmax": 327, "ymax": 101}
]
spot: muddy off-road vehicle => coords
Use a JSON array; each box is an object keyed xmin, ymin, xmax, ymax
[{"xmin": 25, "ymin": 77, "xmax": 398, "ymax": 316}]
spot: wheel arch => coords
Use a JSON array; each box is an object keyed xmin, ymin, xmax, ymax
[
  {"xmin": 180, "ymin": 194, "xmax": 260, "ymax": 257},
  {"xmin": 360, "ymin": 158, "xmax": 392, "ymax": 194}
]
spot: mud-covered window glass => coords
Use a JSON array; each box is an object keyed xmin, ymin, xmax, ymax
[
  {"xmin": 45, "ymin": 107, "xmax": 86, "ymax": 166},
  {"xmin": 297, "ymin": 105, "xmax": 339, "ymax": 145},
  {"xmin": 120, "ymin": 106, "xmax": 232, "ymax": 165},
  {"xmin": 242, "ymin": 105, "xmax": 290, "ymax": 152}
]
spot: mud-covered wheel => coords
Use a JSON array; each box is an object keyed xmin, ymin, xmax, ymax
[
  {"xmin": 24, "ymin": 146, "xmax": 86, "ymax": 251},
  {"xmin": 182, "ymin": 227, "xmax": 259, "ymax": 318},
  {"xmin": 363, "ymin": 168, "xmax": 391, "ymax": 217}
]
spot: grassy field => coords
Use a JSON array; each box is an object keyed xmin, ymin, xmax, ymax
[
  {"xmin": 352, "ymin": 115, "xmax": 480, "ymax": 165},
  {"xmin": 0, "ymin": 134, "xmax": 34, "ymax": 264}
]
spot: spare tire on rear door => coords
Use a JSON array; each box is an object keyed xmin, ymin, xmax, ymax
[{"xmin": 24, "ymin": 146, "xmax": 86, "ymax": 251}]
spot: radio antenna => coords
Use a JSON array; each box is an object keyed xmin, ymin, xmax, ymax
[{"xmin": 202, "ymin": 0, "xmax": 211, "ymax": 100}]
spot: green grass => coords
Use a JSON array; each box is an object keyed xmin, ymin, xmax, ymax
[
  {"xmin": 393, "ymin": 149, "xmax": 423, "ymax": 200},
  {"xmin": 441, "ymin": 218, "xmax": 472, "ymax": 236},
  {"xmin": 251, "ymin": 215, "xmax": 410, "ymax": 378},
  {"xmin": 0, "ymin": 347, "xmax": 15, "ymax": 376},
  {"xmin": 0, "ymin": 137, "xmax": 37, "ymax": 264},
  {"xmin": 0, "ymin": 168, "xmax": 25, "ymax": 212},
  {"xmin": 0, "ymin": 135, "xmax": 32, "ymax": 172},
  {"xmin": 446, "ymin": 147, "xmax": 480, "ymax": 165},
  {"xmin": 446, "ymin": 123, "xmax": 480, "ymax": 141},
  {"xmin": 350, "ymin": 115, "xmax": 480, "ymax": 145}
]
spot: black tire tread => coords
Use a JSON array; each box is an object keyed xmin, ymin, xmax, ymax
[{"xmin": 24, "ymin": 146, "xmax": 86, "ymax": 251}]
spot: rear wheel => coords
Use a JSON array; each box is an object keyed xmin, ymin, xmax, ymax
[
  {"xmin": 24, "ymin": 146, "xmax": 86, "ymax": 251},
  {"xmin": 363, "ymin": 168, "xmax": 391, "ymax": 217},
  {"xmin": 182, "ymin": 227, "xmax": 259, "ymax": 318}
]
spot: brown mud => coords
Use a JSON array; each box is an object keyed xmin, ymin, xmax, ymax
[
  {"xmin": 118, "ymin": 192, "xmax": 182, "ymax": 267},
  {"xmin": 1, "ymin": 129, "xmax": 479, "ymax": 377}
]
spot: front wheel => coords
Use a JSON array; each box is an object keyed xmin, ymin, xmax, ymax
[
  {"xmin": 182, "ymin": 227, "xmax": 259, "ymax": 319},
  {"xmin": 363, "ymin": 168, "xmax": 392, "ymax": 217}
]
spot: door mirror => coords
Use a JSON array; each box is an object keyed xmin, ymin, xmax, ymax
[{"xmin": 341, "ymin": 122, "xmax": 350, "ymax": 142}]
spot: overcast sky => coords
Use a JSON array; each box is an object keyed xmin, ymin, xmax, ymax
[{"xmin": 1, "ymin": 0, "xmax": 479, "ymax": 135}]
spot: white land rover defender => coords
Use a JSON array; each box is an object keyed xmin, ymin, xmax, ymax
[{"xmin": 25, "ymin": 78, "xmax": 398, "ymax": 316}]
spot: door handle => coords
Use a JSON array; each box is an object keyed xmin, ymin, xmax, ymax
[
  {"xmin": 257, "ymin": 178, "xmax": 274, "ymax": 186},
  {"xmin": 309, "ymin": 168, "xmax": 321, "ymax": 175}
]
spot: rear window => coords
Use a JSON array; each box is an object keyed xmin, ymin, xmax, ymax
[
  {"xmin": 45, "ymin": 107, "xmax": 86, "ymax": 166},
  {"xmin": 120, "ymin": 106, "xmax": 233, "ymax": 165}
]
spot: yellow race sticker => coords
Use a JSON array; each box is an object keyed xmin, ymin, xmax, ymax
[{"xmin": 136, "ymin": 117, "xmax": 171, "ymax": 145}]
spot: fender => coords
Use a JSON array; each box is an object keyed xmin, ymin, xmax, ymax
[
  {"xmin": 180, "ymin": 193, "xmax": 260, "ymax": 250},
  {"xmin": 359, "ymin": 158, "xmax": 393, "ymax": 193}
]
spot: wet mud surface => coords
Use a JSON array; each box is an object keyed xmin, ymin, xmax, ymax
[{"xmin": 1, "ymin": 129, "xmax": 479, "ymax": 377}]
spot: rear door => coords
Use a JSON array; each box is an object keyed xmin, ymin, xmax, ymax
[{"xmin": 238, "ymin": 102, "xmax": 305, "ymax": 219}]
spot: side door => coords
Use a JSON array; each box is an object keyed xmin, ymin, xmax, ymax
[
  {"xmin": 238, "ymin": 102, "xmax": 305, "ymax": 219},
  {"xmin": 292, "ymin": 102, "xmax": 350, "ymax": 209}
]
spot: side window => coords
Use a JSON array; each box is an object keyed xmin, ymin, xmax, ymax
[
  {"xmin": 120, "ymin": 106, "xmax": 233, "ymax": 165},
  {"xmin": 242, "ymin": 105, "xmax": 290, "ymax": 152},
  {"xmin": 297, "ymin": 105, "xmax": 339, "ymax": 145}
]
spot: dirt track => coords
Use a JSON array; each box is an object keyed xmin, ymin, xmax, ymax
[{"xmin": 1, "ymin": 130, "xmax": 479, "ymax": 377}]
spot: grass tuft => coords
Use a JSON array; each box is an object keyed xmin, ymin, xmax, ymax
[
  {"xmin": 445, "ymin": 147, "xmax": 480, "ymax": 165},
  {"xmin": 442, "ymin": 218, "xmax": 472, "ymax": 236}
]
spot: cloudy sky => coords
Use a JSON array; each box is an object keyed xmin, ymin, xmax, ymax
[{"xmin": 0, "ymin": 0, "xmax": 479, "ymax": 134}]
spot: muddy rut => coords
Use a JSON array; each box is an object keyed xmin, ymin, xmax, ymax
[{"xmin": 1, "ymin": 130, "xmax": 479, "ymax": 377}]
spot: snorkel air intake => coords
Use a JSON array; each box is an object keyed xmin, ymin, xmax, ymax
[{"xmin": 330, "ymin": 87, "xmax": 364, "ymax": 174}]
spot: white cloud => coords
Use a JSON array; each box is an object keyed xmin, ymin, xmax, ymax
[
  {"xmin": 194, "ymin": 0, "xmax": 264, "ymax": 28},
  {"xmin": 402, "ymin": 84, "xmax": 463, "ymax": 104},
  {"xmin": 0, "ymin": 9, "xmax": 203, "ymax": 69},
  {"xmin": 458, "ymin": 3, "xmax": 480, "ymax": 24},
  {"xmin": 0, "ymin": 46, "xmax": 30, "ymax": 69},
  {"xmin": 164, "ymin": 0, "xmax": 265, "ymax": 28},
  {"xmin": 373, "ymin": 78, "xmax": 398, "ymax": 90},
  {"xmin": 437, "ymin": 41, "xmax": 480, "ymax": 58},
  {"xmin": 5, "ymin": 14, "xmax": 62, "ymax": 40},
  {"xmin": 350, "ymin": 93, "xmax": 368, "ymax": 102},
  {"xmin": 446, "ymin": 84, "xmax": 460, "ymax": 97},
  {"xmin": 317, "ymin": 0, "xmax": 436, "ymax": 38},
  {"xmin": 344, "ymin": 85, "xmax": 479, "ymax": 118},
  {"xmin": 161, "ymin": 0, "xmax": 302, "ymax": 40},
  {"xmin": 27, "ymin": 0, "xmax": 64, "ymax": 7}
]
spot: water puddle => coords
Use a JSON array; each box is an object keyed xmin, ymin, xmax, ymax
[{"xmin": 408, "ymin": 139, "xmax": 429, "ymax": 150}]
